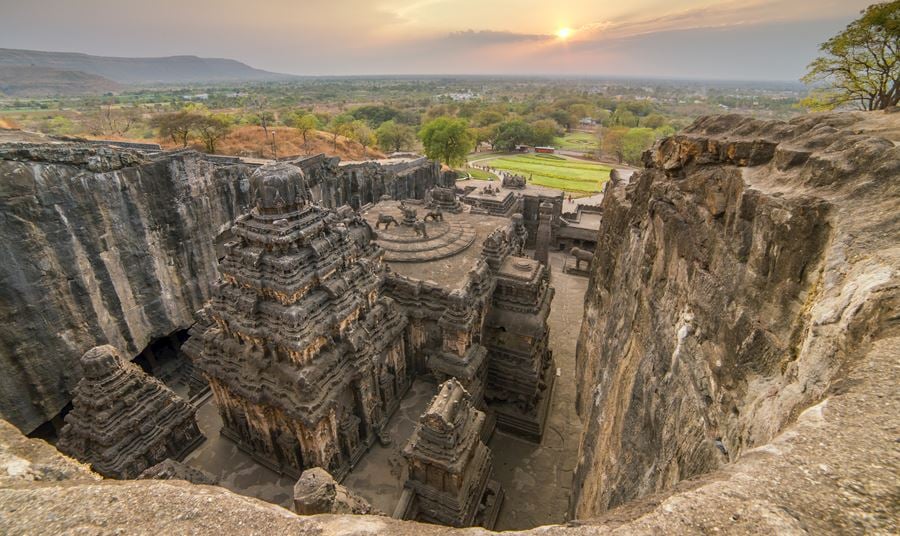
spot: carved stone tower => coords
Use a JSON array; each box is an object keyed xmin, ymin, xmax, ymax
[
  {"xmin": 184, "ymin": 162, "xmax": 409, "ymax": 480},
  {"xmin": 396, "ymin": 379, "xmax": 503, "ymax": 528},
  {"xmin": 57, "ymin": 345, "xmax": 203, "ymax": 479}
]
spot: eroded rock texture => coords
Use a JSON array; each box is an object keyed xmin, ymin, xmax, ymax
[
  {"xmin": 0, "ymin": 145, "xmax": 249, "ymax": 434},
  {"xmin": 572, "ymin": 112, "xmax": 899, "ymax": 518},
  {"xmin": 0, "ymin": 142, "xmax": 444, "ymax": 434},
  {"xmin": 293, "ymin": 467, "xmax": 381, "ymax": 516}
]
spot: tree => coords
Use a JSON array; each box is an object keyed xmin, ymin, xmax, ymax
[
  {"xmin": 530, "ymin": 119, "xmax": 561, "ymax": 147},
  {"xmin": 351, "ymin": 120, "xmax": 375, "ymax": 156},
  {"xmin": 288, "ymin": 112, "xmax": 320, "ymax": 154},
  {"xmin": 622, "ymin": 128, "xmax": 656, "ymax": 165},
  {"xmin": 610, "ymin": 109, "xmax": 638, "ymax": 127},
  {"xmin": 327, "ymin": 113, "xmax": 354, "ymax": 152},
  {"xmin": 549, "ymin": 109, "xmax": 577, "ymax": 131},
  {"xmin": 469, "ymin": 125, "xmax": 498, "ymax": 152},
  {"xmin": 803, "ymin": 1, "xmax": 899, "ymax": 110},
  {"xmin": 150, "ymin": 111, "xmax": 201, "ymax": 148},
  {"xmin": 86, "ymin": 103, "xmax": 140, "ymax": 137},
  {"xmin": 494, "ymin": 120, "xmax": 534, "ymax": 151},
  {"xmin": 256, "ymin": 111, "xmax": 276, "ymax": 138},
  {"xmin": 375, "ymin": 120, "xmax": 416, "ymax": 153},
  {"xmin": 418, "ymin": 117, "xmax": 474, "ymax": 167},
  {"xmin": 599, "ymin": 126, "xmax": 629, "ymax": 163},
  {"xmin": 642, "ymin": 113, "xmax": 667, "ymax": 129},
  {"xmin": 194, "ymin": 114, "xmax": 233, "ymax": 154},
  {"xmin": 350, "ymin": 105, "xmax": 401, "ymax": 127}
]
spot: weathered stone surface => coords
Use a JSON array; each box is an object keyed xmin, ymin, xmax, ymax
[
  {"xmin": 398, "ymin": 379, "xmax": 502, "ymax": 529},
  {"xmin": 185, "ymin": 162, "xmax": 410, "ymax": 481},
  {"xmin": 138, "ymin": 458, "xmax": 218, "ymax": 485},
  {"xmin": 0, "ymin": 144, "xmax": 250, "ymax": 434},
  {"xmin": 293, "ymin": 467, "xmax": 381, "ymax": 516},
  {"xmin": 57, "ymin": 345, "xmax": 203, "ymax": 479},
  {"xmin": 572, "ymin": 111, "xmax": 900, "ymax": 520},
  {"xmin": 0, "ymin": 142, "xmax": 445, "ymax": 435}
]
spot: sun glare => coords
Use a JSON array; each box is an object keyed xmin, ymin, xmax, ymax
[{"xmin": 556, "ymin": 27, "xmax": 573, "ymax": 40}]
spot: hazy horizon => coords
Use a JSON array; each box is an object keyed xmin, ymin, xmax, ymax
[{"xmin": 0, "ymin": 0, "xmax": 878, "ymax": 81}]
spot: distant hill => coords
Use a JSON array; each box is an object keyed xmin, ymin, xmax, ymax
[
  {"xmin": 0, "ymin": 65, "xmax": 122, "ymax": 97},
  {"xmin": 0, "ymin": 48, "xmax": 294, "ymax": 86}
]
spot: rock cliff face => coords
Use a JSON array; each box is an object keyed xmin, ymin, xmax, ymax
[
  {"xmin": 0, "ymin": 144, "xmax": 250, "ymax": 433},
  {"xmin": 0, "ymin": 142, "xmax": 447, "ymax": 434},
  {"xmin": 572, "ymin": 112, "xmax": 899, "ymax": 517}
]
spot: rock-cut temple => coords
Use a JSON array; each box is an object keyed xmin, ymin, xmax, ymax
[{"xmin": 184, "ymin": 162, "xmax": 410, "ymax": 480}]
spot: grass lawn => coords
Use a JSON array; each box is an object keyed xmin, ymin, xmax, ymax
[
  {"xmin": 482, "ymin": 153, "xmax": 610, "ymax": 193},
  {"xmin": 456, "ymin": 167, "xmax": 496, "ymax": 180},
  {"xmin": 553, "ymin": 131, "xmax": 599, "ymax": 152}
]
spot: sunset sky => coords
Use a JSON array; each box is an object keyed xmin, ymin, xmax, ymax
[{"xmin": 0, "ymin": 0, "xmax": 879, "ymax": 80}]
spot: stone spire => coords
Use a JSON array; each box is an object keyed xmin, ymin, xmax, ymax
[
  {"xmin": 57, "ymin": 345, "xmax": 203, "ymax": 479},
  {"xmin": 397, "ymin": 379, "xmax": 503, "ymax": 528},
  {"xmin": 184, "ymin": 162, "xmax": 410, "ymax": 481}
]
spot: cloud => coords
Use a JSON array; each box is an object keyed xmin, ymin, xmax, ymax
[{"xmin": 443, "ymin": 30, "xmax": 551, "ymax": 44}]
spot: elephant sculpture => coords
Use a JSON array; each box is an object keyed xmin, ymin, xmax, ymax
[
  {"xmin": 375, "ymin": 214, "xmax": 399, "ymax": 230},
  {"xmin": 570, "ymin": 247, "xmax": 594, "ymax": 270}
]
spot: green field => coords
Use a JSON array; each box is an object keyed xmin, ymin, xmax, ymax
[
  {"xmin": 482, "ymin": 153, "xmax": 610, "ymax": 193},
  {"xmin": 456, "ymin": 167, "xmax": 496, "ymax": 180},
  {"xmin": 553, "ymin": 131, "xmax": 599, "ymax": 152}
]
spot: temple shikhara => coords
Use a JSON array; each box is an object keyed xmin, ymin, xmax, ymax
[
  {"xmin": 184, "ymin": 162, "xmax": 410, "ymax": 480},
  {"xmin": 395, "ymin": 379, "xmax": 503, "ymax": 528},
  {"xmin": 177, "ymin": 158, "xmax": 559, "ymax": 524},
  {"xmin": 57, "ymin": 345, "xmax": 204, "ymax": 479}
]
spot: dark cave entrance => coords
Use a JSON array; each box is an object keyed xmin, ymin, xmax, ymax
[
  {"xmin": 133, "ymin": 328, "xmax": 209, "ymax": 404},
  {"xmin": 29, "ymin": 329, "xmax": 209, "ymax": 444}
]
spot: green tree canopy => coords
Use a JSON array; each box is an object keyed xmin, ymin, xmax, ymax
[
  {"xmin": 803, "ymin": 1, "xmax": 899, "ymax": 110},
  {"xmin": 287, "ymin": 112, "xmax": 320, "ymax": 152},
  {"xmin": 622, "ymin": 128, "xmax": 656, "ymax": 165},
  {"xmin": 327, "ymin": 113, "xmax": 355, "ymax": 151},
  {"xmin": 494, "ymin": 120, "xmax": 535, "ymax": 151},
  {"xmin": 375, "ymin": 120, "xmax": 416, "ymax": 153},
  {"xmin": 350, "ymin": 105, "xmax": 402, "ymax": 127},
  {"xmin": 530, "ymin": 119, "xmax": 561, "ymax": 146},
  {"xmin": 418, "ymin": 117, "xmax": 474, "ymax": 167}
]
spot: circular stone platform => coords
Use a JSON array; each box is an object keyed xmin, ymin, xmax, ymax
[{"xmin": 364, "ymin": 205, "xmax": 476, "ymax": 262}]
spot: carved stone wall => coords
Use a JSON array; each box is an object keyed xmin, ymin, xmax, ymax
[
  {"xmin": 57, "ymin": 345, "xmax": 203, "ymax": 479},
  {"xmin": 184, "ymin": 162, "xmax": 410, "ymax": 480},
  {"xmin": 0, "ymin": 142, "xmax": 442, "ymax": 435},
  {"xmin": 399, "ymin": 379, "xmax": 503, "ymax": 528}
]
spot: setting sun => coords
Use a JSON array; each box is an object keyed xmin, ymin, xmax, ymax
[{"xmin": 556, "ymin": 27, "xmax": 573, "ymax": 39}]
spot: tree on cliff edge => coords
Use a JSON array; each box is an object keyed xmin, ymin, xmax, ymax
[{"xmin": 803, "ymin": 1, "xmax": 899, "ymax": 110}]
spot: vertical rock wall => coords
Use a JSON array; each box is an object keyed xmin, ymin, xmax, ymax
[
  {"xmin": 571, "ymin": 112, "xmax": 899, "ymax": 518},
  {"xmin": 0, "ymin": 145, "xmax": 251, "ymax": 433},
  {"xmin": 0, "ymin": 143, "xmax": 448, "ymax": 435}
]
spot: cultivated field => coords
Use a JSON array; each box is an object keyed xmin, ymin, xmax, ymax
[{"xmin": 477, "ymin": 153, "xmax": 610, "ymax": 193}]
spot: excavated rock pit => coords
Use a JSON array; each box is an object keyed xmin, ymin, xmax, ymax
[{"xmin": 0, "ymin": 110, "xmax": 897, "ymax": 534}]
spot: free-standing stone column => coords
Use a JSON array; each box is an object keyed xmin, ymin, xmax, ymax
[{"xmin": 533, "ymin": 201, "xmax": 553, "ymax": 265}]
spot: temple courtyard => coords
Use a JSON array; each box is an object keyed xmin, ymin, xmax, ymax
[{"xmin": 179, "ymin": 250, "xmax": 586, "ymax": 528}]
